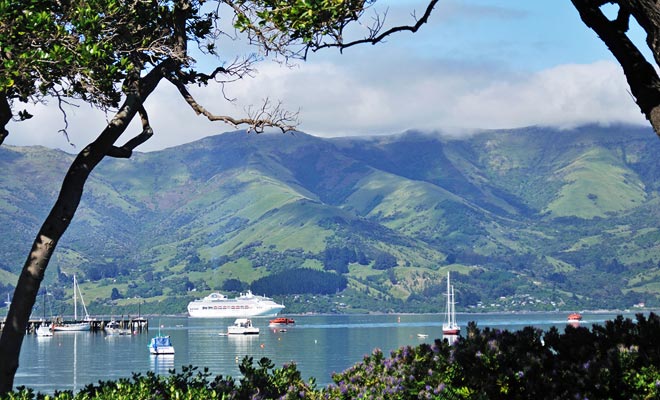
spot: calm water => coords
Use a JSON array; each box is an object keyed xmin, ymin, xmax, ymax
[{"xmin": 14, "ymin": 311, "xmax": 638, "ymax": 393}]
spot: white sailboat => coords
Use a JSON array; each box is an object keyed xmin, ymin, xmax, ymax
[
  {"xmin": 442, "ymin": 271, "xmax": 460, "ymax": 335},
  {"xmin": 53, "ymin": 276, "xmax": 92, "ymax": 332}
]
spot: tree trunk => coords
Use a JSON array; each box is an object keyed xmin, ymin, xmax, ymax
[
  {"xmin": 571, "ymin": 0, "xmax": 660, "ymax": 137},
  {"xmin": 0, "ymin": 62, "xmax": 168, "ymax": 394}
]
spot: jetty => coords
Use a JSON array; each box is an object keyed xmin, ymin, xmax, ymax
[{"xmin": 1, "ymin": 317, "xmax": 148, "ymax": 334}]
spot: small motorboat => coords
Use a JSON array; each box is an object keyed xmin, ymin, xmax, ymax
[
  {"xmin": 36, "ymin": 324, "xmax": 53, "ymax": 337},
  {"xmin": 105, "ymin": 320, "xmax": 131, "ymax": 335},
  {"xmin": 269, "ymin": 317, "xmax": 295, "ymax": 326},
  {"xmin": 228, "ymin": 318, "xmax": 260, "ymax": 335}
]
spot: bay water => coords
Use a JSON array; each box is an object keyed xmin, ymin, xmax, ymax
[{"xmin": 13, "ymin": 311, "xmax": 638, "ymax": 393}]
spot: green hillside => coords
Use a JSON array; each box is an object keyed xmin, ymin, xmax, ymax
[{"xmin": 2, "ymin": 124, "xmax": 660, "ymax": 316}]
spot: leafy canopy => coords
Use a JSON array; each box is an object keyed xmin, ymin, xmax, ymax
[{"xmin": 1, "ymin": 0, "xmax": 387, "ymax": 124}]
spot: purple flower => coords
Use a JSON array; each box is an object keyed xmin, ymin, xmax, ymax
[
  {"xmin": 434, "ymin": 383, "xmax": 446, "ymax": 394},
  {"xmin": 339, "ymin": 383, "xmax": 348, "ymax": 395}
]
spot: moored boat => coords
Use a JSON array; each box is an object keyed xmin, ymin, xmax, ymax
[
  {"xmin": 53, "ymin": 275, "xmax": 93, "ymax": 332},
  {"xmin": 227, "ymin": 318, "xmax": 260, "ymax": 335},
  {"xmin": 567, "ymin": 313, "xmax": 583, "ymax": 323},
  {"xmin": 105, "ymin": 320, "xmax": 131, "ymax": 335},
  {"xmin": 36, "ymin": 323, "xmax": 53, "ymax": 337},
  {"xmin": 149, "ymin": 335, "xmax": 175, "ymax": 354},
  {"xmin": 269, "ymin": 317, "xmax": 295, "ymax": 326},
  {"xmin": 53, "ymin": 322, "xmax": 91, "ymax": 332},
  {"xmin": 187, "ymin": 291, "xmax": 285, "ymax": 318}
]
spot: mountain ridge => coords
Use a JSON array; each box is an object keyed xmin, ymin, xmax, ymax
[{"xmin": 1, "ymin": 124, "xmax": 660, "ymax": 315}]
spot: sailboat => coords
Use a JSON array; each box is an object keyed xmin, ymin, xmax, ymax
[
  {"xmin": 442, "ymin": 271, "xmax": 460, "ymax": 335},
  {"xmin": 53, "ymin": 276, "xmax": 92, "ymax": 332}
]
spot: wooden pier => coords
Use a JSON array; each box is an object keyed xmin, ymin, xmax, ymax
[{"xmin": 1, "ymin": 317, "xmax": 149, "ymax": 334}]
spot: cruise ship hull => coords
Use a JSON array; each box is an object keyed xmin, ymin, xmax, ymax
[{"xmin": 188, "ymin": 307, "xmax": 284, "ymax": 318}]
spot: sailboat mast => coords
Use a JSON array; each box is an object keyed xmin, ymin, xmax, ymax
[
  {"xmin": 73, "ymin": 275, "xmax": 78, "ymax": 321},
  {"xmin": 446, "ymin": 272, "xmax": 451, "ymax": 325},
  {"xmin": 447, "ymin": 271, "xmax": 451, "ymax": 326},
  {"xmin": 450, "ymin": 285, "xmax": 456, "ymax": 327}
]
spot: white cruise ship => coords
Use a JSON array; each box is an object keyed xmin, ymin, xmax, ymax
[{"xmin": 187, "ymin": 291, "xmax": 285, "ymax": 318}]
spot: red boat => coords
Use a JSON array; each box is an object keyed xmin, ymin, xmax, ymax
[
  {"xmin": 269, "ymin": 317, "xmax": 295, "ymax": 325},
  {"xmin": 567, "ymin": 313, "xmax": 582, "ymax": 323}
]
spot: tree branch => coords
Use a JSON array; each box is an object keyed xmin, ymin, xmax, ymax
[
  {"xmin": 0, "ymin": 93, "xmax": 10, "ymax": 146},
  {"xmin": 620, "ymin": 0, "xmax": 660, "ymax": 67},
  {"xmin": 106, "ymin": 106, "xmax": 154, "ymax": 158},
  {"xmin": 571, "ymin": 0, "xmax": 660, "ymax": 134},
  {"xmin": 312, "ymin": 0, "xmax": 439, "ymax": 53},
  {"xmin": 167, "ymin": 75, "xmax": 298, "ymax": 133}
]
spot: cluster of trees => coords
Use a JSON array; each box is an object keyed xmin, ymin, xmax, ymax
[
  {"xmin": 323, "ymin": 246, "xmax": 367, "ymax": 273},
  {"xmin": 250, "ymin": 268, "xmax": 347, "ymax": 296}
]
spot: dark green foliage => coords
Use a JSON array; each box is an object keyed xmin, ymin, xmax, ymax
[
  {"xmin": 222, "ymin": 278, "xmax": 248, "ymax": 292},
  {"xmin": 372, "ymin": 251, "xmax": 397, "ymax": 270},
  {"xmin": 323, "ymin": 246, "xmax": 357, "ymax": 273},
  {"xmin": 250, "ymin": 268, "xmax": 347, "ymax": 295},
  {"xmin": 84, "ymin": 263, "xmax": 119, "ymax": 281},
  {"xmin": 1, "ymin": 361, "xmax": 317, "ymax": 400},
  {"xmin": 110, "ymin": 288, "xmax": 122, "ymax": 300}
]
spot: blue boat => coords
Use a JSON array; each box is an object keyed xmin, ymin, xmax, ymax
[{"xmin": 148, "ymin": 335, "xmax": 175, "ymax": 355}]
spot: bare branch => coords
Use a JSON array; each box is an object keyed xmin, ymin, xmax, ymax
[
  {"xmin": 167, "ymin": 75, "xmax": 298, "ymax": 133},
  {"xmin": 54, "ymin": 92, "xmax": 77, "ymax": 148},
  {"xmin": 183, "ymin": 55, "xmax": 259, "ymax": 85},
  {"xmin": 312, "ymin": 0, "xmax": 439, "ymax": 53}
]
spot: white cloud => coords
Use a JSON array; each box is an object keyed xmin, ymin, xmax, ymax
[
  {"xmin": 5, "ymin": 56, "xmax": 645, "ymax": 153},
  {"xmin": 447, "ymin": 61, "xmax": 646, "ymax": 131},
  {"xmin": 209, "ymin": 56, "xmax": 645, "ymax": 137}
]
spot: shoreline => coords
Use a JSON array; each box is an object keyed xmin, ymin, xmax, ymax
[{"xmin": 120, "ymin": 308, "xmax": 659, "ymax": 320}]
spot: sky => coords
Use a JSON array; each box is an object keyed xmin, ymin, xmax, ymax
[{"xmin": 5, "ymin": 0, "xmax": 653, "ymax": 152}]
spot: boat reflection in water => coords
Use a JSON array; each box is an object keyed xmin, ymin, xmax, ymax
[
  {"xmin": 443, "ymin": 334, "xmax": 459, "ymax": 346},
  {"xmin": 150, "ymin": 354, "xmax": 174, "ymax": 374}
]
